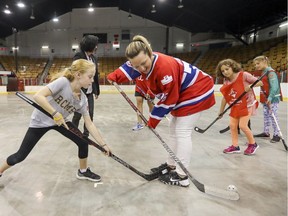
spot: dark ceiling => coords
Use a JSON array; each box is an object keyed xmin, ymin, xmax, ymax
[{"xmin": 0, "ymin": 0, "xmax": 287, "ymax": 39}]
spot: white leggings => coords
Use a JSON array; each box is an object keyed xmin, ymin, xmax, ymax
[{"xmin": 167, "ymin": 113, "xmax": 200, "ymax": 176}]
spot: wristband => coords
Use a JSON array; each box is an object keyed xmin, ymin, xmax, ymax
[
  {"xmin": 53, "ymin": 114, "xmax": 63, "ymax": 121},
  {"xmin": 51, "ymin": 111, "xmax": 58, "ymax": 117}
]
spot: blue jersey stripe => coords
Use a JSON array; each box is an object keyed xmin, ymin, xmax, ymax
[
  {"xmin": 180, "ymin": 66, "xmax": 198, "ymax": 92},
  {"xmin": 173, "ymin": 88, "xmax": 214, "ymax": 110}
]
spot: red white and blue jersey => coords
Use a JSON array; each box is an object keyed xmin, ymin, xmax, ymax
[{"xmin": 107, "ymin": 52, "xmax": 215, "ymax": 128}]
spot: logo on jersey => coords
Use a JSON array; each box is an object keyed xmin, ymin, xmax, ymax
[
  {"xmin": 161, "ymin": 75, "xmax": 173, "ymax": 85},
  {"xmin": 156, "ymin": 93, "xmax": 168, "ymax": 102},
  {"xmin": 137, "ymin": 75, "xmax": 144, "ymax": 81},
  {"xmin": 228, "ymin": 89, "xmax": 237, "ymax": 99},
  {"xmin": 229, "ymin": 89, "xmax": 242, "ymax": 105}
]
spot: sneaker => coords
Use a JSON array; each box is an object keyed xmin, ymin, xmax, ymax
[
  {"xmin": 270, "ymin": 135, "xmax": 280, "ymax": 143},
  {"xmin": 254, "ymin": 132, "xmax": 270, "ymax": 138},
  {"xmin": 150, "ymin": 163, "xmax": 175, "ymax": 175},
  {"xmin": 244, "ymin": 143, "xmax": 259, "ymax": 155},
  {"xmin": 159, "ymin": 171, "xmax": 189, "ymax": 187},
  {"xmin": 76, "ymin": 168, "xmax": 101, "ymax": 182},
  {"xmin": 132, "ymin": 123, "xmax": 144, "ymax": 131},
  {"xmin": 223, "ymin": 145, "xmax": 241, "ymax": 154}
]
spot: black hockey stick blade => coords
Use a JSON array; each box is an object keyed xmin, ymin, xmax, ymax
[
  {"xmin": 194, "ymin": 116, "xmax": 220, "ymax": 133},
  {"xmin": 113, "ymin": 82, "xmax": 240, "ymax": 201},
  {"xmin": 270, "ymin": 112, "xmax": 287, "ymax": 151},
  {"xmin": 219, "ymin": 126, "xmax": 230, "ymax": 134},
  {"xmin": 280, "ymin": 138, "xmax": 288, "ymax": 151},
  {"xmin": 15, "ymin": 92, "xmax": 159, "ymax": 181}
]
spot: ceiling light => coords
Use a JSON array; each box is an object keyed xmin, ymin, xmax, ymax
[
  {"xmin": 17, "ymin": 1, "xmax": 26, "ymax": 8},
  {"xmin": 128, "ymin": 9, "xmax": 132, "ymax": 19},
  {"xmin": 88, "ymin": 3, "xmax": 94, "ymax": 12},
  {"xmin": 52, "ymin": 12, "xmax": 59, "ymax": 22},
  {"xmin": 4, "ymin": 5, "xmax": 11, "ymax": 14},
  {"xmin": 178, "ymin": 0, "xmax": 184, "ymax": 9},
  {"xmin": 30, "ymin": 5, "xmax": 35, "ymax": 19},
  {"xmin": 279, "ymin": 22, "xmax": 288, "ymax": 28},
  {"xmin": 151, "ymin": 4, "xmax": 156, "ymax": 13},
  {"xmin": 250, "ymin": 33, "xmax": 257, "ymax": 38}
]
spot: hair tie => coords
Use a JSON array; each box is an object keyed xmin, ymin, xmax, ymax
[{"xmin": 132, "ymin": 39, "xmax": 144, "ymax": 43}]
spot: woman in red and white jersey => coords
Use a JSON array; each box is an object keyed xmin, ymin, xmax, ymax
[{"xmin": 107, "ymin": 35, "xmax": 215, "ymax": 187}]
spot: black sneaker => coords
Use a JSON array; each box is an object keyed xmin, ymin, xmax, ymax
[
  {"xmin": 150, "ymin": 163, "xmax": 175, "ymax": 175},
  {"xmin": 254, "ymin": 132, "xmax": 270, "ymax": 138},
  {"xmin": 76, "ymin": 168, "xmax": 101, "ymax": 182},
  {"xmin": 159, "ymin": 171, "xmax": 189, "ymax": 187},
  {"xmin": 270, "ymin": 135, "xmax": 280, "ymax": 143}
]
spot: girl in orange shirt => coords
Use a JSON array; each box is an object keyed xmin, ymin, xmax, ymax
[{"xmin": 217, "ymin": 59, "xmax": 263, "ymax": 155}]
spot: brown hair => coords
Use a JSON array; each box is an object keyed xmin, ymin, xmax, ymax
[
  {"xmin": 125, "ymin": 35, "xmax": 153, "ymax": 59},
  {"xmin": 253, "ymin": 55, "xmax": 270, "ymax": 66},
  {"xmin": 216, "ymin": 59, "xmax": 241, "ymax": 78},
  {"xmin": 50, "ymin": 59, "xmax": 95, "ymax": 82}
]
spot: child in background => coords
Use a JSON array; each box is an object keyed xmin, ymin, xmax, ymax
[
  {"xmin": 253, "ymin": 56, "xmax": 282, "ymax": 143},
  {"xmin": 217, "ymin": 59, "xmax": 263, "ymax": 155},
  {"xmin": 132, "ymin": 76, "xmax": 154, "ymax": 131}
]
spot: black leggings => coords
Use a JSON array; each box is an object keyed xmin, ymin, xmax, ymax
[{"xmin": 7, "ymin": 122, "xmax": 88, "ymax": 166}]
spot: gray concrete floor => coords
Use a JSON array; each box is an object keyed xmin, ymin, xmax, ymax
[{"xmin": 0, "ymin": 92, "xmax": 287, "ymax": 216}]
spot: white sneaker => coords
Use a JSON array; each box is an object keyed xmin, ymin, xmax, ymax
[{"xmin": 132, "ymin": 123, "xmax": 144, "ymax": 131}]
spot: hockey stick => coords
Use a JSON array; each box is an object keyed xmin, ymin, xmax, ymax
[
  {"xmin": 194, "ymin": 70, "xmax": 268, "ymax": 133},
  {"xmin": 113, "ymin": 82, "xmax": 240, "ymax": 201},
  {"xmin": 262, "ymin": 91, "xmax": 287, "ymax": 151},
  {"xmin": 16, "ymin": 92, "xmax": 159, "ymax": 181},
  {"xmin": 219, "ymin": 126, "xmax": 230, "ymax": 134},
  {"xmin": 219, "ymin": 120, "xmax": 252, "ymax": 134},
  {"xmin": 270, "ymin": 111, "xmax": 287, "ymax": 151},
  {"xmin": 136, "ymin": 85, "xmax": 170, "ymax": 121}
]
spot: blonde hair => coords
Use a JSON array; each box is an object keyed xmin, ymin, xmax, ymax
[
  {"xmin": 50, "ymin": 59, "xmax": 95, "ymax": 82},
  {"xmin": 125, "ymin": 35, "xmax": 153, "ymax": 59},
  {"xmin": 216, "ymin": 59, "xmax": 241, "ymax": 78},
  {"xmin": 253, "ymin": 55, "xmax": 270, "ymax": 66}
]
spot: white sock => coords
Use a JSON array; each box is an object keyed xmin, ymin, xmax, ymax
[{"xmin": 80, "ymin": 169, "xmax": 87, "ymax": 173}]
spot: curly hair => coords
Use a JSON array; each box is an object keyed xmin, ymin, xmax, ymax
[{"xmin": 216, "ymin": 59, "xmax": 241, "ymax": 78}]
